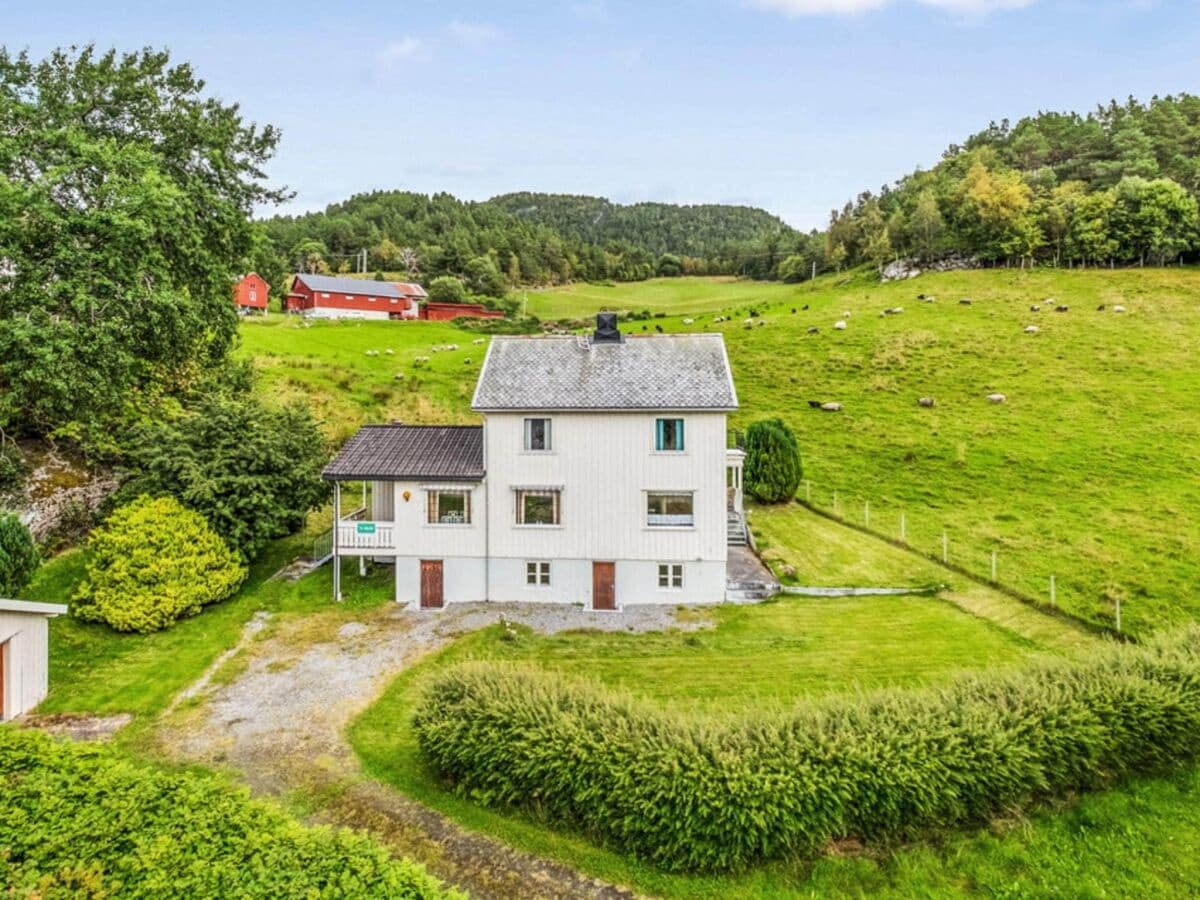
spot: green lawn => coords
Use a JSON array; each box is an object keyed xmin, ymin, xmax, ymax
[
  {"xmin": 25, "ymin": 529, "xmax": 395, "ymax": 723},
  {"xmin": 518, "ymin": 275, "xmax": 799, "ymax": 319}
]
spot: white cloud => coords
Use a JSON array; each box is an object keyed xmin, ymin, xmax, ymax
[
  {"xmin": 750, "ymin": 0, "xmax": 1035, "ymax": 15},
  {"xmin": 447, "ymin": 20, "xmax": 505, "ymax": 46},
  {"xmin": 377, "ymin": 37, "xmax": 428, "ymax": 65}
]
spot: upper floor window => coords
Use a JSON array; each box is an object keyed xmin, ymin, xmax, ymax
[
  {"xmin": 656, "ymin": 418, "xmax": 684, "ymax": 452},
  {"xmin": 427, "ymin": 490, "xmax": 471, "ymax": 525},
  {"xmin": 516, "ymin": 489, "xmax": 560, "ymax": 525},
  {"xmin": 248, "ymin": 287, "xmax": 257, "ymax": 302},
  {"xmin": 647, "ymin": 491, "xmax": 693, "ymax": 527},
  {"xmin": 524, "ymin": 417, "xmax": 552, "ymax": 452}
]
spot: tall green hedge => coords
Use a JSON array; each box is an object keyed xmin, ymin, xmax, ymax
[
  {"xmin": 0, "ymin": 727, "xmax": 457, "ymax": 898},
  {"xmin": 743, "ymin": 417, "xmax": 802, "ymax": 503},
  {"xmin": 415, "ymin": 627, "xmax": 1200, "ymax": 873}
]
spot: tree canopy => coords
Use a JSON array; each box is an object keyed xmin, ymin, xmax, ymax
[{"xmin": 0, "ymin": 45, "xmax": 284, "ymax": 437}]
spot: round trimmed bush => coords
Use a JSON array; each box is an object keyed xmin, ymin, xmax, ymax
[
  {"xmin": 427, "ymin": 275, "xmax": 467, "ymax": 304},
  {"xmin": 0, "ymin": 513, "xmax": 39, "ymax": 596},
  {"xmin": 743, "ymin": 417, "xmax": 803, "ymax": 503},
  {"xmin": 73, "ymin": 495, "xmax": 246, "ymax": 633}
]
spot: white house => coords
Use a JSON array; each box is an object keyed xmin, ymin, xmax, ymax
[
  {"xmin": 324, "ymin": 313, "xmax": 748, "ymax": 610},
  {"xmin": 0, "ymin": 598, "xmax": 68, "ymax": 720}
]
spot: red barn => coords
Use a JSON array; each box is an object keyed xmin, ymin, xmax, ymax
[
  {"xmin": 284, "ymin": 274, "xmax": 425, "ymax": 320},
  {"xmin": 233, "ymin": 273, "xmax": 269, "ymax": 314},
  {"xmin": 419, "ymin": 302, "xmax": 505, "ymax": 321}
]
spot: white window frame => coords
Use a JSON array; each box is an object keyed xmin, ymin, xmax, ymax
[
  {"xmin": 646, "ymin": 491, "xmax": 695, "ymax": 528},
  {"xmin": 515, "ymin": 489, "xmax": 561, "ymax": 526},
  {"xmin": 523, "ymin": 417, "xmax": 552, "ymax": 452},
  {"xmin": 525, "ymin": 561, "xmax": 551, "ymax": 586},
  {"xmin": 426, "ymin": 489, "xmax": 472, "ymax": 526},
  {"xmin": 657, "ymin": 563, "xmax": 684, "ymax": 589}
]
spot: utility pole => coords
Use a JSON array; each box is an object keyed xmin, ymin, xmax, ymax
[{"xmin": 811, "ymin": 260, "xmax": 817, "ymax": 281}]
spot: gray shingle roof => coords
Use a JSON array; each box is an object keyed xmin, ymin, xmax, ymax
[
  {"xmin": 323, "ymin": 425, "xmax": 484, "ymax": 481},
  {"xmin": 471, "ymin": 334, "xmax": 738, "ymax": 411},
  {"xmin": 294, "ymin": 274, "xmax": 414, "ymax": 300}
]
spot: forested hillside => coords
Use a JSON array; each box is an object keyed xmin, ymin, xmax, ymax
[
  {"xmin": 260, "ymin": 190, "xmax": 793, "ymax": 290},
  {"xmin": 790, "ymin": 95, "xmax": 1200, "ymax": 279},
  {"xmin": 487, "ymin": 192, "xmax": 794, "ymax": 264}
]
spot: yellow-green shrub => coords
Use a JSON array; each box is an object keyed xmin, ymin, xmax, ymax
[
  {"xmin": 415, "ymin": 627, "xmax": 1200, "ymax": 873},
  {"xmin": 0, "ymin": 727, "xmax": 457, "ymax": 898},
  {"xmin": 73, "ymin": 495, "xmax": 246, "ymax": 633}
]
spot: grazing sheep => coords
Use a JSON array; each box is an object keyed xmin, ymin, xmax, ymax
[
  {"xmin": 682, "ymin": 318, "xmax": 694, "ymax": 325},
  {"xmin": 917, "ymin": 293, "xmax": 926, "ymax": 300},
  {"xmin": 1024, "ymin": 325, "xmax": 1040, "ymax": 334},
  {"xmin": 473, "ymin": 337, "xmax": 486, "ymax": 344},
  {"xmin": 820, "ymin": 402, "xmax": 844, "ymax": 412},
  {"xmin": 807, "ymin": 400, "xmax": 823, "ymax": 409},
  {"xmin": 394, "ymin": 372, "xmax": 405, "ymax": 380},
  {"xmin": 1030, "ymin": 305, "xmax": 1041, "ymax": 312},
  {"xmin": 960, "ymin": 298, "xmax": 973, "ymax": 305},
  {"xmin": 757, "ymin": 320, "xmax": 766, "ymax": 327},
  {"xmin": 843, "ymin": 310, "xmax": 852, "ymax": 317},
  {"xmin": 464, "ymin": 358, "xmax": 472, "ymax": 364},
  {"xmin": 655, "ymin": 325, "xmax": 664, "ymax": 333},
  {"xmin": 918, "ymin": 397, "xmax": 935, "ymax": 408},
  {"xmin": 986, "ymin": 393, "xmax": 1007, "ymax": 404},
  {"xmin": 447, "ymin": 343, "xmax": 459, "ymax": 351},
  {"xmin": 1055, "ymin": 305, "xmax": 1069, "ymax": 312},
  {"xmin": 889, "ymin": 306, "xmax": 904, "ymax": 315},
  {"xmin": 790, "ymin": 308, "xmax": 797, "ymax": 314},
  {"xmin": 834, "ymin": 320, "xmax": 847, "ymax": 330},
  {"xmin": 385, "ymin": 348, "xmax": 394, "ymax": 355},
  {"xmin": 744, "ymin": 318, "xmax": 754, "ymax": 325},
  {"xmin": 1113, "ymin": 304, "xmax": 1127, "ymax": 313},
  {"xmin": 807, "ymin": 326, "xmax": 820, "ymax": 334},
  {"xmin": 802, "ymin": 304, "xmax": 810, "ymax": 311},
  {"xmin": 364, "ymin": 350, "xmax": 379, "ymax": 357},
  {"xmin": 1097, "ymin": 304, "xmax": 1106, "ymax": 311}
]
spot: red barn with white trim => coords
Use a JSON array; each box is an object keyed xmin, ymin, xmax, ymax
[
  {"xmin": 285, "ymin": 274, "xmax": 425, "ymax": 320},
  {"xmin": 233, "ymin": 273, "xmax": 269, "ymax": 314}
]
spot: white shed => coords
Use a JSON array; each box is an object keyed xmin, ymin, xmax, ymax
[{"xmin": 0, "ymin": 599, "xmax": 68, "ymax": 721}]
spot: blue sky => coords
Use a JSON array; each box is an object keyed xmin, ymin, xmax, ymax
[{"xmin": 8, "ymin": 0, "xmax": 1198, "ymax": 228}]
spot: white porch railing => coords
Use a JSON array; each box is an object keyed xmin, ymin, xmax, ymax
[{"xmin": 337, "ymin": 520, "xmax": 396, "ymax": 551}]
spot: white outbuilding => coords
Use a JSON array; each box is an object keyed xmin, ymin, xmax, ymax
[{"xmin": 0, "ymin": 599, "xmax": 68, "ymax": 721}]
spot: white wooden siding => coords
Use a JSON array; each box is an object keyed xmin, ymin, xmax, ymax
[{"xmin": 0, "ymin": 613, "xmax": 50, "ymax": 720}]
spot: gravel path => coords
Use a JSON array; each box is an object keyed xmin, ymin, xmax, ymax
[{"xmin": 162, "ymin": 601, "xmax": 702, "ymax": 899}]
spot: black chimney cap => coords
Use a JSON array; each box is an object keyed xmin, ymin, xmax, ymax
[{"xmin": 593, "ymin": 311, "xmax": 622, "ymax": 344}]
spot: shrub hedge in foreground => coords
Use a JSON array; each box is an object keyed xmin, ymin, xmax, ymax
[
  {"xmin": 414, "ymin": 627, "xmax": 1200, "ymax": 873},
  {"xmin": 0, "ymin": 727, "xmax": 457, "ymax": 898}
]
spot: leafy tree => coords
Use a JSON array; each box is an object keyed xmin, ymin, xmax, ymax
[
  {"xmin": 119, "ymin": 392, "xmax": 329, "ymax": 561},
  {"xmin": 743, "ymin": 418, "xmax": 803, "ymax": 504},
  {"xmin": 656, "ymin": 253, "xmax": 683, "ymax": 277},
  {"xmin": 463, "ymin": 256, "xmax": 508, "ymax": 298},
  {"xmin": 427, "ymin": 275, "xmax": 468, "ymax": 304},
  {"xmin": 910, "ymin": 190, "xmax": 945, "ymax": 259},
  {"xmin": 0, "ymin": 514, "xmax": 39, "ymax": 597},
  {"xmin": 865, "ymin": 227, "xmax": 895, "ymax": 272},
  {"xmin": 1111, "ymin": 176, "xmax": 1198, "ymax": 265},
  {"xmin": 74, "ymin": 495, "xmax": 246, "ymax": 633},
  {"xmin": 0, "ymin": 46, "xmax": 285, "ymax": 437}
]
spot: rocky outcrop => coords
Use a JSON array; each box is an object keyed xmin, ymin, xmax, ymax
[
  {"xmin": 10, "ymin": 443, "xmax": 117, "ymax": 541},
  {"xmin": 881, "ymin": 254, "xmax": 980, "ymax": 283}
]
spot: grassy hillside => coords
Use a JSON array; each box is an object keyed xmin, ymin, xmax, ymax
[{"xmin": 239, "ymin": 267, "xmax": 1200, "ymax": 635}]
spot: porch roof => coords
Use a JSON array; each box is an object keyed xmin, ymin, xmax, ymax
[{"xmin": 323, "ymin": 424, "xmax": 484, "ymax": 482}]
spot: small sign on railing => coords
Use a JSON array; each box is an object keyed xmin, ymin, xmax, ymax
[{"xmin": 356, "ymin": 522, "xmax": 376, "ymax": 535}]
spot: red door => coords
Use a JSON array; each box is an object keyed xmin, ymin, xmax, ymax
[
  {"xmin": 420, "ymin": 560, "xmax": 444, "ymax": 609},
  {"xmin": 592, "ymin": 561, "xmax": 616, "ymax": 611}
]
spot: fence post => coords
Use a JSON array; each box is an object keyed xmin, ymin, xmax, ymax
[
  {"xmin": 1115, "ymin": 596, "xmax": 1122, "ymax": 633},
  {"xmin": 864, "ymin": 501, "xmax": 870, "ymax": 529},
  {"xmin": 900, "ymin": 512, "xmax": 906, "ymax": 543},
  {"xmin": 1050, "ymin": 575, "xmax": 1056, "ymax": 608},
  {"xmin": 941, "ymin": 531, "xmax": 948, "ymax": 563},
  {"xmin": 990, "ymin": 550, "xmax": 997, "ymax": 583}
]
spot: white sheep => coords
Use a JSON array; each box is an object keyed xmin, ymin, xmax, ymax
[
  {"xmin": 1113, "ymin": 304, "xmax": 1127, "ymax": 313},
  {"xmin": 473, "ymin": 338, "xmax": 486, "ymax": 344},
  {"xmin": 385, "ymin": 348, "xmax": 394, "ymax": 355},
  {"xmin": 682, "ymin": 317, "xmax": 694, "ymax": 325},
  {"xmin": 1024, "ymin": 325, "xmax": 1039, "ymax": 334},
  {"xmin": 986, "ymin": 393, "xmax": 1007, "ymax": 404},
  {"xmin": 834, "ymin": 320, "xmax": 847, "ymax": 330}
]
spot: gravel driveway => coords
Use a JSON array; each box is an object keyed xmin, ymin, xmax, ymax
[{"xmin": 163, "ymin": 600, "xmax": 704, "ymax": 899}]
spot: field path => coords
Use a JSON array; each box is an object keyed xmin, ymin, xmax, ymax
[{"xmin": 160, "ymin": 600, "xmax": 701, "ymax": 899}]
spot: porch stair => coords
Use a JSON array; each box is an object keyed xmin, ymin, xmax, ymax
[{"xmin": 727, "ymin": 512, "xmax": 748, "ymax": 546}]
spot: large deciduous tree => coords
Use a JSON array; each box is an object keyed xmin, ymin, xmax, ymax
[{"xmin": 0, "ymin": 46, "xmax": 287, "ymax": 436}]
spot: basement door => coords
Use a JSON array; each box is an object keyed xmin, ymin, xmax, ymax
[
  {"xmin": 592, "ymin": 561, "xmax": 616, "ymax": 611},
  {"xmin": 420, "ymin": 560, "xmax": 444, "ymax": 609}
]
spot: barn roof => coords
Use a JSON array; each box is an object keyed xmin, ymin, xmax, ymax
[
  {"xmin": 322, "ymin": 425, "xmax": 484, "ymax": 482},
  {"xmin": 393, "ymin": 281, "xmax": 428, "ymax": 298},
  {"xmin": 294, "ymin": 274, "xmax": 408, "ymax": 299},
  {"xmin": 472, "ymin": 332, "xmax": 738, "ymax": 411}
]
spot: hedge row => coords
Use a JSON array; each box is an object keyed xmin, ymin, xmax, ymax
[
  {"xmin": 0, "ymin": 727, "xmax": 458, "ymax": 898},
  {"xmin": 414, "ymin": 627, "xmax": 1200, "ymax": 873}
]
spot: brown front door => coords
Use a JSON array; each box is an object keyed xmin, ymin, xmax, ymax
[
  {"xmin": 592, "ymin": 561, "xmax": 616, "ymax": 611},
  {"xmin": 420, "ymin": 560, "xmax": 444, "ymax": 609}
]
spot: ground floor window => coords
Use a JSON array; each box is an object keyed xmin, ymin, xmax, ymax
[
  {"xmin": 526, "ymin": 561, "xmax": 551, "ymax": 585},
  {"xmin": 427, "ymin": 490, "xmax": 471, "ymax": 524},
  {"xmin": 658, "ymin": 563, "xmax": 684, "ymax": 589},
  {"xmin": 516, "ymin": 489, "xmax": 560, "ymax": 525},
  {"xmin": 647, "ymin": 491, "xmax": 694, "ymax": 527}
]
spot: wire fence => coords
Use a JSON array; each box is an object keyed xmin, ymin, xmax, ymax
[{"xmin": 796, "ymin": 479, "xmax": 1125, "ymax": 638}]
